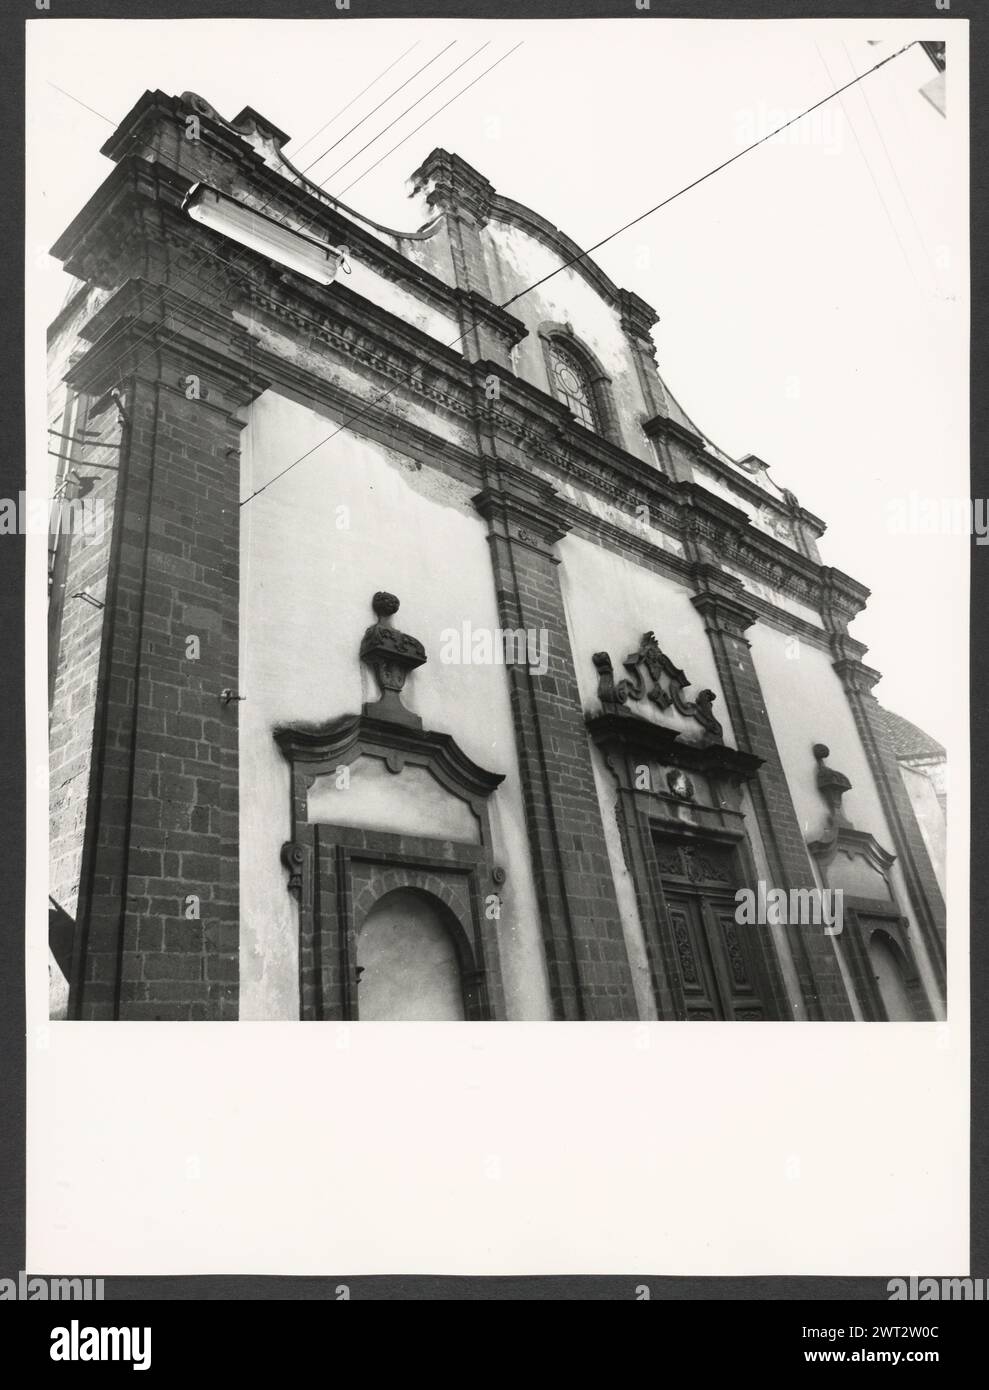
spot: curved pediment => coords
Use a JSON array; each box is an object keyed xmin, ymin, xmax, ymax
[
  {"xmin": 171, "ymin": 93, "xmax": 447, "ymax": 244},
  {"xmin": 274, "ymin": 712, "xmax": 505, "ymax": 814},
  {"xmin": 488, "ymin": 194, "xmax": 631, "ymax": 314}
]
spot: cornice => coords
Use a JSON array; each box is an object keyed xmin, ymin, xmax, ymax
[
  {"xmin": 247, "ymin": 274, "xmax": 476, "ymax": 418},
  {"xmin": 808, "ymin": 824, "xmax": 897, "ymax": 877},
  {"xmin": 72, "ymin": 289, "xmax": 854, "ymax": 636},
  {"xmin": 56, "ymin": 277, "xmax": 861, "ymax": 642},
  {"xmin": 49, "ymin": 150, "xmax": 536, "ymax": 404},
  {"xmin": 49, "ymin": 156, "xmax": 191, "ymax": 282},
  {"xmin": 71, "ymin": 104, "xmax": 868, "ymax": 634},
  {"xmin": 81, "ymin": 125, "xmax": 458, "ymax": 314},
  {"xmin": 587, "ymin": 712, "xmax": 765, "ymax": 782},
  {"xmin": 57, "ymin": 273, "xmax": 866, "ymax": 659},
  {"xmin": 101, "ymin": 89, "xmax": 444, "ymax": 246},
  {"xmin": 477, "ymin": 357, "xmax": 680, "ymax": 502},
  {"xmin": 101, "ymin": 89, "xmax": 250, "ymax": 168},
  {"xmin": 64, "ymin": 285, "xmax": 271, "ymax": 412},
  {"xmin": 274, "ymin": 712, "xmax": 505, "ymax": 803},
  {"xmin": 489, "ymin": 194, "xmax": 642, "ymax": 316},
  {"xmin": 47, "ymin": 146, "xmax": 874, "ymax": 641},
  {"xmin": 646, "ymin": 411, "xmax": 827, "ymax": 544}
]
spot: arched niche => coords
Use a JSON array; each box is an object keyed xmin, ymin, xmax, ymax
[
  {"xmin": 275, "ymin": 713, "xmax": 506, "ymax": 1021},
  {"xmin": 806, "ymin": 746, "xmax": 932, "ymax": 1021},
  {"xmin": 356, "ymin": 887, "xmax": 474, "ymax": 1021},
  {"xmin": 868, "ymin": 929, "xmax": 914, "ymax": 1023}
]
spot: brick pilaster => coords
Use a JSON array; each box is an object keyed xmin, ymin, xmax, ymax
[
  {"xmin": 65, "ymin": 303, "xmax": 264, "ymax": 1019},
  {"xmin": 410, "ymin": 148, "xmax": 496, "ymax": 299},
  {"xmin": 408, "ymin": 150, "xmax": 527, "ymax": 370},
  {"xmin": 473, "ymin": 466, "xmax": 639, "ymax": 1020},
  {"xmin": 618, "ymin": 288, "xmax": 669, "ymax": 421},
  {"xmin": 832, "ymin": 654, "xmax": 947, "ymax": 1004},
  {"xmin": 690, "ymin": 563, "xmax": 854, "ymax": 1020}
]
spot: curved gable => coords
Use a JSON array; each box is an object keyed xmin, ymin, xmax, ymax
[{"xmin": 489, "ymin": 194, "xmax": 626, "ymax": 310}]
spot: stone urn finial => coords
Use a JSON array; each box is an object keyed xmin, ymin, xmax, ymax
[
  {"xmin": 360, "ymin": 592, "xmax": 426, "ymax": 728},
  {"xmin": 813, "ymin": 743, "xmax": 853, "ymax": 827},
  {"xmin": 371, "ymin": 591, "xmax": 400, "ymax": 619}
]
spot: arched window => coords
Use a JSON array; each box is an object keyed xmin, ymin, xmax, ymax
[{"xmin": 547, "ymin": 337, "xmax": 602, "ymax": 432}]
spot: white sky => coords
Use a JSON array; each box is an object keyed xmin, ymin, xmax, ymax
[{"xmin": 28, "ymin": 16, "xmax": 967, "ymax": 749}]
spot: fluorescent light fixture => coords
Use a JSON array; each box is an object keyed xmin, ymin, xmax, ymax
[{"xmin": 183, "ymin": 184, "xmax": 347, "ymax": 285}]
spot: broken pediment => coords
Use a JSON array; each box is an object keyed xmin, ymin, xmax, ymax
[{"xmin": 592, "ymin": 630, "xmax": 724, "ymax": 745}]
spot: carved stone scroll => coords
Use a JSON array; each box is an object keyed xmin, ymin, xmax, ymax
[{"xmin": 593, "ymin": 630, "xmax": 724, "ymax": 744}]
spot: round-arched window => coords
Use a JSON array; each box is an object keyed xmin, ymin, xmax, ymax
[{"xmin": 548, "ymin": 339, "xmax": 600, "ymax": 431}]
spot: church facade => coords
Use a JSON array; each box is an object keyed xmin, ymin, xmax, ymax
[{"xmin": 47, "ymin": 90, "xmax": 947, "ymax": 1023}]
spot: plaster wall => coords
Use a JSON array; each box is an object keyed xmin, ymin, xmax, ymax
[
  {"xmin": 748, "ymin": 623, "xmax": 945, "ymax": 1016},
  {"xmin": 238, "ymin": 388, "xmax": 550, "ymax": 1020}
]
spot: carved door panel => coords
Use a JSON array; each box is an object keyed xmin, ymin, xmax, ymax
[
  {"xmin": 655, "ymin": 835, "xmax": 767, "ymax": 1020},
  {"xmin": 703, "ymin": 896, "xmax": 766, "ymax": 1021},
  {"xmin": 664, "ymin": 892, "xmax": 727, "ymax": 1020}
]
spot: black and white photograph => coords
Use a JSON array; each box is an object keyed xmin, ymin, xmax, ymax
[{"xmin": 18, "ymin": 5, "xmax": 973, "ymax": 1290}]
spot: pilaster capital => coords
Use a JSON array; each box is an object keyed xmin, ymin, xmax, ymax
[
  {"xmin": 50, "ymin": 154, "xmax": 192, "ymax": 290},
  {"xmin": 410, "ymin": 148, "xmax": 496, "ymax": 228},
  {"xmin": 690, "ymin": 566, "xmax": 758, "ymax": 641},
  {"xmin": 452, "ymin": 289, "xmax": 528, "ymax": 361},
  {"xmin": 64, "ymin": 279, "xmax": 271, "ymax": 417},
  {"xmin": 643, "ymin": 412, "xmax": 704, "ymax": 454},
  {"xmin": 618, "ymin": 287, "xmax": 660, "ymax": 341},
  {"xmin": 832, "ymin": 657, "xmax": 884, "ymax": 696},
  {"xmin": 817, "ymin": 565, "xmax": 870, "ymax": 632},
  {"xmin": 473, "ymin": 466, "xmax": 574, "ymax": 556}
]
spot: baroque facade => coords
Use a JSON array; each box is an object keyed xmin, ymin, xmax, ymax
[{"xmin": 47, "ymin": 90, "xmax": 947, "ymax": 1022}]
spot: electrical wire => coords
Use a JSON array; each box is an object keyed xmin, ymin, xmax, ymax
[
  {"xmin": 840, "ymin": 39, "xmax": 939, "ymax": 290},
  {"xmin": 240, "ymin": 40, "xmax": 920, "ymax": 507},
  {"xmin": 48, "ymin": 41, "xmax": 919, "ymax": 513},
  {"xmin": 290, "ymin": 42, "xmax": 420, "ymax": 162},
  {"xmin": 48, "ymin": 82, "xmax": 114, "ymax": 126},
  {"xmin": 318, "ymin": 42, "xmax": 491, "ymax": 187},
  {"xmin": 502, "ymin": 40, "xmax": 919, "ymax": 311},
  {"xmin": 42, "ymin": 47, "xmax": 446, "ymax": 395},
  {"xmin": 43, "ymin": 53, "xmax": 451, "ymax": 405},
  {"xmin": 813, "ymin": 41, "xmax": 921, "ymax": 291},
  {"xmin": 54, "ymin": 44, "xmax": 519, "ymax": 395},
  {"xmin": 300, "ymin": 41, "xmax": 457, "ymax": 175},
  {"xmin": 337, "ymin": 43, "xmax": 523, "ymax": 197}
]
